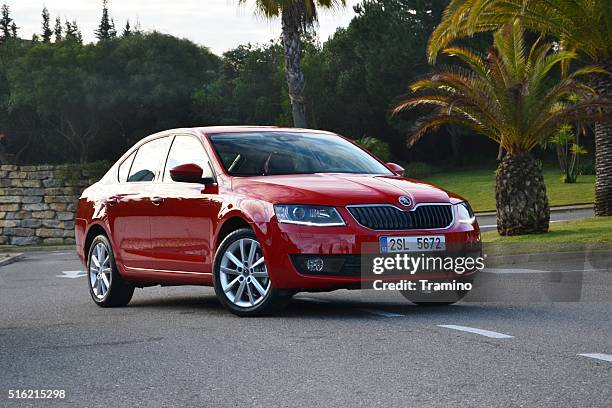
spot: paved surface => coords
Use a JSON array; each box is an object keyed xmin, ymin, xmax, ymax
[
  {"xmin": 1, "ymin": 249, "xmax": 611, "ymax": 407},
  {"xmin": 476, "ymin": 206, "xmax": 594, "ymax": 231}
]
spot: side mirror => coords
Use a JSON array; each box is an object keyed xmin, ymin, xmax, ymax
[
  {"xmin": 386, "ymin": 162, "xmax": 405, "ymax": 177},
  {"xmin": 170, "ymin": 163, "xmax": 211, "ymax": 184}
]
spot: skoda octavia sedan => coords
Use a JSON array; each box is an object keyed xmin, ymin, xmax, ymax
[{"xmin": 75, "ymin": 126, "xmax": 481, "ymax": 316}]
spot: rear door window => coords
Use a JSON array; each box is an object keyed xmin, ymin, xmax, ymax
[
  {"xmin": 127, "ymin": 136, "xmax": 171, "ymax": 182},
  {"xmin": 118, "ymin": 150, "xmax": 136, "ymax": 182}
]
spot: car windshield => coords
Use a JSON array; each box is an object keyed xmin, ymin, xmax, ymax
[{"xmin": 208, "ymin": 131, "xmax": 393, "ymax": 176}]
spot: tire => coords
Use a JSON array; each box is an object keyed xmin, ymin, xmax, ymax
[
  {"xmin": 400, "ymin": 279, "xmax": 472, "ymax": 306},
  {"xmin": 87, "ymin": 234, "xmax": 134, "ymax": 307},
  {"xmin": 213, "ymin": 228, "xmax": 291, "ymax": 317}
]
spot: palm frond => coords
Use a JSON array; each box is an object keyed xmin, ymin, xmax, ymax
[
  {"xmin": 399, "ymin": 20, "xmax": 609, "ymax": 154},
  {"xmin": 428, "ymin": 0, "xmax": 611, "ymax": 63}
]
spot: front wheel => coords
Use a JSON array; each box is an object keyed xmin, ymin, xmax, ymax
[
  {"xmin": 213, "ymin": 229, "xmax": 291, "ymax": 316},
  {"xmin": 87, "ymin": 235, "xmax": 134, "ymax": 307}
]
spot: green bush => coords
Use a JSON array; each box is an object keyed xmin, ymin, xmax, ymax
[
  {"xmin": 355, "ymin": 136, "xmax": 391, "ymax": 162},
  {"xmin": 578, "ymin": 159, "xmax": 595, "ymax": 175},
  {"xmin": 404, "ymin": 162, "xmax": 444, "ymax": 179}
]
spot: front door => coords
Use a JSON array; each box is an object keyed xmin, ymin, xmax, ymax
[{"xmin": 149, "ymin": 134, "xmax": 221, "ymax": 276}]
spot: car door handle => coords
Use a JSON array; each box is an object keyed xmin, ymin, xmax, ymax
[
  {"xmin": 106, "ymin": 196, "xmax": 121, "ymax": 205},
  {"xmin": 151, "ymin": 197, "xmax": 164, "ymax": 206}
]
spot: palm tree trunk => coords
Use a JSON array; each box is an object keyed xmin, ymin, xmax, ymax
[
  {"xmin": 281, "ymin": 7, "xmax": 307, "ymax": 128},
  {"xmin": 594, "ymin": 58, "xmax": 612, "ymax": 216},
  {"xmin": 496, "ymin": 152, "xmax": 549, "ymax": 235}
]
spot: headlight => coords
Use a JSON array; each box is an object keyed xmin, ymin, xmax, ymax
[
  {"xmin": 456, "ymin": 201, "xmax": 475, "ymax": 224},
  {"xmin": 274, "ymin": 205, "xmax": 345, "ymax": 226}
]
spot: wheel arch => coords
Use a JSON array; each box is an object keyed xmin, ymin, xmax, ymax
[
  {"xmin": 84, "ymin": 222, "xmax": 110, "ymax": 261},
  {"xmin": 215, "ymin": 216, "xmax": 252, "ymax": 249}
]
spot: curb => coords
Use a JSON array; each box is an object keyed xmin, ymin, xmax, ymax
[
  {"xmin": 476, "ymin": 203, "xmax": 593, "ymax": 217},
  {"xmin": 0, "ymin": 245, "xmax": 74, "ymax": 253},
  {"xmin": 0, "ymin": 253, "xmax": 24, "ymax": 267}
]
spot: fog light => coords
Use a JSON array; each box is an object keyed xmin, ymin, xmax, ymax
[
  {"xmin": 306, "ymin": 257, "xmax": 324, "ymax": 272},
  {"xmin": 291, "ymin": 255, "xmax": 349, "ymax": 275}
]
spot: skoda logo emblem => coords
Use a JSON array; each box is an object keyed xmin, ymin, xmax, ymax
[{"xmin": 398, "ymin": 196, "xmax": 412, "ymax": 207}]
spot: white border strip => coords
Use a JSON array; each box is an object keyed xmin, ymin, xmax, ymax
[
  {"xmin": 578, "ymin": 353, "xmax": 612, "ymax": 362},
  {"xmin": 438, "ymin": 324, "xmax": 514, "ymax": 339}
]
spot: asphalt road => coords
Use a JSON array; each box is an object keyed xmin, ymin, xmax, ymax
[{"xmin": 1, "ymin": 249, "xmax": 611, "ymax": 407}]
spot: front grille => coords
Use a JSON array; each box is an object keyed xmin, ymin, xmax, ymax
[{"xmin": 348, "ymin": 204, "xmax": 453, "ymax": 230}]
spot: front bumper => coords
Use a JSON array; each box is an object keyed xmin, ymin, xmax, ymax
[{"xmin": 256, "ymin": 213, "xmax": 481, "ymax": 290}]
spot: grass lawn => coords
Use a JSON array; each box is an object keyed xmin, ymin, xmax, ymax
[
  {"xmin": 481, "ymin": 217, "xmax": 612, "ymax": 254},
  {"xmin": 423, "ymin": 168, "xmax": 594, "ymax": 212}
]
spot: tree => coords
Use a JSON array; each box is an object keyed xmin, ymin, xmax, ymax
[
  {"xmin": 54, "ymin": 17, "xmax": 62, "ymax": 42},
  {"xmin": 10, "ymin": 21, "xmax": 16, "ymax": 38},
  {"xmin": 549, "ymin": 124, "xmax": 587, "ymax": 184},
  {"xmin": 394, "ymin": 22, "xmax": 610, "ymax": 235},
  {"xmin": 41, "ymin": 7, "xmax": 52, "ymax": 43},
  {"xmin": 95, "ymin": 0, "xmax": 116, "ymax": 41},
  {"xmin": 109, "ymin": 18, "xmax": 117, "ymax": 38},
  {"xmin": 304, "ymin": 0, "xmax": 449, "ymax": 158},
  {"xmin": 237, "ymin": 0, "xmax": 346, "ymax": 128},
  {"xmin": 0, "ymin": 4, "xmax": 13, "ymax": 42},
  {"xmin": 98, "ymin": 32, "xmax": 220, "ymax": 153},
  {"xmin": 122, "ymin": 20, "xmax": 131, "ymax": 37},
  {"xmin": 65, "ymin": 20, "xmax": 82, "ymax": 44},
  {"xmin": 427, "ymin": 0, "xmax": 612, "ymax": 215},
  {"xmin": 8, "ymin": 41, "xmax": 101, "ymax": 163}
]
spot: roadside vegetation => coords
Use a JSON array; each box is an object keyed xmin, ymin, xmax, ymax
[
  {"xmin": 482, "ymin": 216, "xmax": 612, "ymax": 246},
  {"xmin": 424, "ymin": 168, "xmax": 595, "ymax": 213},
  {"xmin": 428, "ymin": 0, "xmax": 611, "ymax": 217},
  {"xmin": 395, "ymin": 21, "xmax": 608, "ymax": 234}
]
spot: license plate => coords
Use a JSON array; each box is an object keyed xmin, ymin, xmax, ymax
[{"xmin": 380, "ymin": 235, "xmax": 446, "ymax": 253}]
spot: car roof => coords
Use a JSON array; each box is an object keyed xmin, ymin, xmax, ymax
[
  {"xmin": 132, "ymin": 126, "xmax": 340, "ymax": 151},
  {"xmin": 197, "ymin": 126, "xmax": 338, "ymax": 136},
  {"xmin": 147, "ymin": 126, "xmax": 337, "ymax": 138}
]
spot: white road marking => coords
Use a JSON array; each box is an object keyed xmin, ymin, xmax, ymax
[
  {"xmin": 578, "ymin": 353, "xmax": 612, "ymax": 363},
  {"xmin": 57, "ymin": 270, "xmax": 86, "ymax": 279},
  {"xmin": 438, "ymin": 324, "xmax": 514, "ymax": 339},
  {"xmin": 360, "ymin": 308, "xmax": 405, "ymax": 317}
]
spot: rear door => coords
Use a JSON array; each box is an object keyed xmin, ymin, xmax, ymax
[
  {"xmin": 106, "ymin": 135, "xmax": 171, "ymax": 271},
  {"xmin": 148, "ymin": 134, "xmax": 221, "ymax": 275}
]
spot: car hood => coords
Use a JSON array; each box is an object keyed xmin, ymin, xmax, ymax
[{"xmin": 231, "ymin": 173, "xmax": 463, "ymax": 207}]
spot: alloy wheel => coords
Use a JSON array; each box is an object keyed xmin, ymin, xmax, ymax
[
  {"xmin": 219, "ymin": 238, "xmax": 271, "ymax": 308},
  {"xmin": 89, "ymin": 242, "xmax": 112, "ymax": 300}
]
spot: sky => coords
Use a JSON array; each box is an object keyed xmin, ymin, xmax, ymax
[{"xmin": 5, "ymin": 0, "xmax": 361, "ymax": 55}]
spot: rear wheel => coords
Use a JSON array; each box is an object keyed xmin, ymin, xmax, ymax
[
  {"xmin": 87, "ymin": 235, "xmax": 134, "ymax": 307},
  {"xmin": 213, "ymin": 229, "xmax": 291, "ymax": 316}
]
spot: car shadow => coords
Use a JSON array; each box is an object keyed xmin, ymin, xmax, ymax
[{"xmin": 126, "ymin": 293, "xmax": 483, "ymax": 319}]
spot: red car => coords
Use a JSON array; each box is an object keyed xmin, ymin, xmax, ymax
[{"xmin": 76, "ymin": 127, "xmax": 481, "ymax": 316}]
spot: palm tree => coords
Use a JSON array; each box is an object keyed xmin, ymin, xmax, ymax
[
  {"xmin": 427, "ymin": 0, "xmax": 612, "ymax": 216},
  {"xmin": 395, "ymin": 21, "xmax": 610, "ymax": 235},
  {"xmin": 238, "ymin": 0, "xmax": 346, "ymax": 128}
]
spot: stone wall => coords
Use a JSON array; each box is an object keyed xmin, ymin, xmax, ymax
[{"xmin": 0, "ymin": 164, "xmax": 107, "ymax": 246}]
